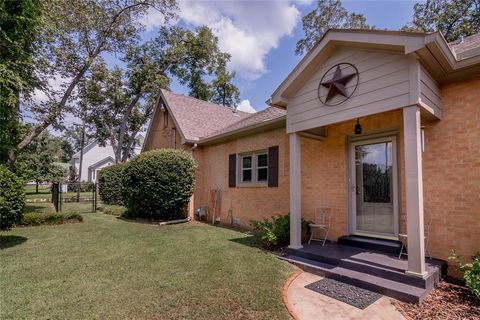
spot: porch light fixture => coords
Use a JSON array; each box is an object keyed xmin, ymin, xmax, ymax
[{"xmin": 354, "ymin": 118, "xmax": 362, "ymax": 135}]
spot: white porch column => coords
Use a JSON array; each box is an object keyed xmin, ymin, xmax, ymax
[
  {"xmin": 403, "ymin": 106, "xmax": 427, "ymax": 278},
  {"xmin": 289, "ymin": 132, "xmax": 302, "ymax": 249}
]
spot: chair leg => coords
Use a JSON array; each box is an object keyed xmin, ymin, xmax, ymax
[
  {"xmin": 425, "ymin": 237, "xmax": 430, "ymax": 259},
  {"xmin": 308, "ymin": 230, "xmax": 313, "ymax": 244},
  {"xmin": 322, "ymin": 228, "xmax": 329, "ymax": 247},
  {"xmin": 398, "ymin": 242, "xmax": 405, "ymax": 259}
]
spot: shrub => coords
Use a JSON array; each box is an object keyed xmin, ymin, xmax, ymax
[
  {"xmin": 250, "ymin": 214, "xmax": 311, "ymax": 248},
  {"xmin": 121, "ymin": 149, "xmax": 196, "ymax": 220},
  {"xmin": 449, "ymin": 250, "xmax": 480, "ymax": 297},
  {"xmin": 0, "ymin": 165, "xmax": 25, "ymax": 231},
  {"xmin": 67, "ymin": 182, "xmax": 94, "ymax": 193},
  {"xmin": 98, "ymin": 204, "xmax": 126, "ymax": 216},
  {"xmin": 21, "ymin": 212, "xmax": 83, "ymax": 226},
  {"xmin": 98, "ymin": 163, "xmax": 126, "ymax": 205}
]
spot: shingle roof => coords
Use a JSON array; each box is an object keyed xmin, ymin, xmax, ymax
[
  {"xmin": 204, "ymin": 106, "xmax": 286, "ymax": 139},
  {"xmin": 161, "ymin": 89, "xmax": 251, "ymax": 141},
  {"xmin": 449, "ymin": 33, "xmax": 480, "ymax": 56}
]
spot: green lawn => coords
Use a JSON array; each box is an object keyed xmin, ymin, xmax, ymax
[{"xmin": 0, "ymin": 214, "xmax": 294, "ymax": 319}]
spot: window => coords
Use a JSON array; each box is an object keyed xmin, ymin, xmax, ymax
[
  {"xmin": 163, "ymin": 110, "xmax": 169, "ymax": 128},
  {"xmin": 239, "ymin": 151, "xmax": 268, "ymax": 184}
]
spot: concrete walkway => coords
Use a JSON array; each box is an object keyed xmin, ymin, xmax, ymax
[{"xmin": 286, "ymin": 272, "xmax": 405, "ymax": 320}]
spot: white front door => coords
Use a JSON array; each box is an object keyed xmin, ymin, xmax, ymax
[{"xmin": 349, "ymin": 136, "xmax": 399, "ymax": 238}]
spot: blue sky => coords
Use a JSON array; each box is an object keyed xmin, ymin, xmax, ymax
[
  {"xmin": 147, "ymin": 0, "xmax": 418, "ymax": 112},
  {"xmin": 34, "ymin": 0, "xmax": 419, "ymax": 123}
]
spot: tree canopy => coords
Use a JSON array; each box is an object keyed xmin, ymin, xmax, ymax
[
  {"xmin": 80, "ymin": 25, "xmax": 239, "ymax": 163},
  {"xmin": 14, "ymin": 128, "xmax": 72, "ymax": 185},
  {"xmin": 402, "ymin": 0, "xmax": 480, "ymax": 42},
  {"xmin": 0, "ymin": 0, "xmax": 44, "ymax": 163},
  {"xmin": 297, "ymin": 0, "xmax": 480, "ymax": 56},
  {"xmin": 296, "ymin": 0, "xmax": 373, "ymax": 55},
  {"xmin": 10, "ymin": 0, "xmax": 178, "ymax": 164}
]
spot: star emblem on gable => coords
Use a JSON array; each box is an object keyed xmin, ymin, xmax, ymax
[{"xmin": 318, "ymin": 63, "xmax": 359, "ymax": 106}]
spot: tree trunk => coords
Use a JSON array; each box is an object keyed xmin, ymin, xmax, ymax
[
  {"xmin": 36, "ymin": 180, "xmax": 39, "ymax": 194},
  {"xmin": 9, "ymin": 63, "xmax": 92, "ymax": 165},
  {"xmin": 116, "ymin": 94, "xmax": 141, "ymax": 163}
]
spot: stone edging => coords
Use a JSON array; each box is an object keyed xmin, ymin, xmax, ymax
[{"xmin": 282, "ymin": 271, "xmax": 302, "ymax": 320}]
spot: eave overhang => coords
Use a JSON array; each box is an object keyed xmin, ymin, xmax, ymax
[{"xmin": 269, "ymin": 29, "xmax": 480, "ymax": 108}]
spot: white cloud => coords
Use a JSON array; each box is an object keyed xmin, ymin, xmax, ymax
[
  {"xmin": 32, "ymin": 76, "xmax": 69, "ymax": 103},
  {"xmin": 237, "ymin": 99, "xmax": 256, "ymax": 113},
  {"xmin": 142, "ymin": 8, "xmax": 166, "ymax": 31},
  {"xmin": 172, "ymin": 1, "xmax": 300, "ymax": 80}
]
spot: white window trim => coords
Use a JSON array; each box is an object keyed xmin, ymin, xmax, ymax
[{"xmin": 238, "ymin": 151, "xmax": 268, "ymax": 184}]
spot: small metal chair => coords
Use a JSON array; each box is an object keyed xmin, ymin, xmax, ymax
[
  {"xmin": 308, "ymin": 206, "xmax": 332, "ymax": 246},
  {"xmin": 398, "ymin": 208, "xmax": 432, "ymax": 259}
]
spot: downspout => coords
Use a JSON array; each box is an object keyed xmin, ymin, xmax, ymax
[
  {"xmin": 188, "ymin": 143, "xmax": 198, "ymax": 221},
  {"xmin": 190, "ymin": 143, "xmax": 198, "ymax": 153},
  {"xmin": 172, "ymin": 128, "xmax": 177, "ymax": 149}
]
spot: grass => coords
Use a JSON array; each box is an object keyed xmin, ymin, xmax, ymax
[
  {"xmin": 21, "ymin": 202, "xmax": 84, "ymax": 226},
  {"xmin": 97, "ymin": 204, "xmax": 127, "ymax": 216},
  {"xmin": 0, "ymin": 214, "xmax": 294, "ymax": 319}
]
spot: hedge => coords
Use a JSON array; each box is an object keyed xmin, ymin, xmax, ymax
[
  {"xmin": 21, "ymin": 212, "xmax": 83, "ymax": 226},
  {"xmin": 98, "ymin": 163, "xmax": 127, "ymax": 205},
  {"xmin": 121, "ymin": 149, "xmax": 196, "ymax": 220},
  {"xmin": 0, "ymin": 165, "xmax": 25, "ymax": 231}
]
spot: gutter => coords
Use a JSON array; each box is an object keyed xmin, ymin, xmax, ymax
[{"xmin": 196, "ymin": 115, "xmax": 286, "ymax": 146}]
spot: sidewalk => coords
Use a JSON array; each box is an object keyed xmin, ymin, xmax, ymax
[{"xmin": 285, "ymin": 272, "xmax": 405, "ymax": 320}]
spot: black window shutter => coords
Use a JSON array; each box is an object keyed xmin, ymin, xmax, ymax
[
  {"xmin": 268, "ymin": 146, "xmax": 279, "ymax": 187},
  {"xmin": 228, "ymin": 154, "xmax": 236, "ymax": 188}
]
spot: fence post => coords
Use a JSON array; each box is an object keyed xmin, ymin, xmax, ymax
[
  {"xmin": 52, "ymin": 183, "xmax": 59, "ymax": 212},
  {"xmin": 92, "ymin": 183, "xmax": 96, "ymax": 212}
]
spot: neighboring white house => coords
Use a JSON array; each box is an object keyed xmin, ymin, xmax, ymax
[{"xmin": 72, "ymin": 136, "xmax": 143, "ymax": 182}]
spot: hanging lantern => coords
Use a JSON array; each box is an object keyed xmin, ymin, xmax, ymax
[{"xmin": 354, "ymin": 118, "xmax": 362, "ymax": 135}]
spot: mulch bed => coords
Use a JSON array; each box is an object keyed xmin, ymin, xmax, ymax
[{"xmin": 393, "ymin": 277, "xmax": 480, "ymax": 320}]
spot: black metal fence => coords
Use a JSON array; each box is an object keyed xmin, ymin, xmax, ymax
[{"xmin": 51, "ymin": 182, "xmax": 98, "ymax": 213}]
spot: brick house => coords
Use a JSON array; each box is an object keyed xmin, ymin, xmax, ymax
[{"xmin": 143, "ymin": 30, "xmax": 480, "ymax": 301}]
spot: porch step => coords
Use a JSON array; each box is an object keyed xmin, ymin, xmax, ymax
[
  {"xmin": 337, "ymin": 235, "xmax": 402, "ymax": 255},
  {"xmin": 281, "ymin": 254, "xmax": 431, "ymax": 303},
  {"xmin": 286, "ymin": 244, "xmax": 445, "ymax": 290}
]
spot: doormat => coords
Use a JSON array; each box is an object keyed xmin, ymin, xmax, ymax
[{"xmin": 305, "ymin": 278, "xmax": 382, "ymax": 309}]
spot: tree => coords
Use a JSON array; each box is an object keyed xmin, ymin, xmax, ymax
[
  {"xmin": 0, "ymin": 165, "xmax": 25, "ymax": 231},
  {"xmin": 80, "ymin": 25, "xmax": 239, "ymax": 163},
  {"xmin": 296, "ymin": 0, "xmax": 373, "ymax": 55},
  {"xmin": 402, "ymin": 0, "xmax": 480, "ymax": 42},
  {"xmin": 10, "ymin": 0, "xmax": 178, "ymax": 164},
  {"xmin": 0, "ymin": 0, "xmax": 44, "ymax": 164},
  {"xmin": 14, "ymin": 129, "xmax": 70, "ymax": 192},
  {"xmin": 210, "ymin": 57, "xmax": 240, "ymax": 107}
]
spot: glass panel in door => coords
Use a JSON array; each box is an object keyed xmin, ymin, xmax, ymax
[{"xmin": 355, "ymin": 141, "xmax": 394, "ymax": 235}]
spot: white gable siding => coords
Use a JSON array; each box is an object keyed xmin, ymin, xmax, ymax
[
  {"xmin": 286, "ymin": 47, "xmax": 441, "ymax": 133},
  {"xmin": 419, "ymin": 65, "xmax": 442, "ymax": 113},
  {"xmin": 73, "ymin": 142, "xmax": 116, "ymax": 182}
]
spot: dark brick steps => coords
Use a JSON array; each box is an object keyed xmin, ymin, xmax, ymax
[
  {"xmin": 283, "ymin": 242, "xmax": 446, "ymax": 303},
  {"xmin": 281, "ymin": 254, "xmax": 428, "ymax": 303},
  {"xmin": 337, "ymin": 235, "xmax": 402, "ymax": 255}
]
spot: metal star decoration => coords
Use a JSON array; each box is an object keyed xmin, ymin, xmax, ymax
[{"xmin": 320, "ymin": 65, "xmax": 357, "ymax": 103}]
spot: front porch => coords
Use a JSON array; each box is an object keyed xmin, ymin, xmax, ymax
[
  {"xmin": 282, "ymin": 241, "xmax": 446, "ymax": 303},
  {"xmin": 289, "ymin": 106, "xmax": 430, "ymax": 277}
]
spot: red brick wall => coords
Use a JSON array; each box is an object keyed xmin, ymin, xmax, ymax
[
  {"xmin": 192, "ymin": 128, "xmax": 290, "ymax": 228},
  {"xmin": 423, "ymin": 75, "xmax": 480, "ymax": 263}
]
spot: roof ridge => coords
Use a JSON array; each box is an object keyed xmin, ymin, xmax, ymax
[
  {"xmin": 200, "ymin": 106, "xmax": 286, "ymax": 140},
  {"xmin": 161, "ymin": 89, "xmax": 250, "ymax": 116}
]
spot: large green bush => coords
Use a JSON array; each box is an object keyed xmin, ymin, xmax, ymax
[
  {"xmin": 250, "ymin": 214, "xmax": 311, "ymax": 248},
  {"xmin": 121, "ymin": 149, "xmax": 196, "ymax": 220},
  {"xmin": 0, "ymin": 165, "xmax": 25, "ymax": 231},
  {"xmin": 98, "ymin": 163, "xmax": 127, "ymax": 205}
]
